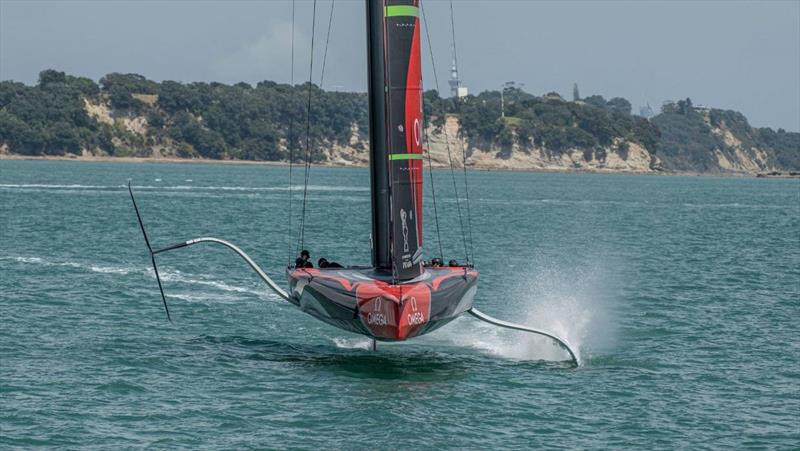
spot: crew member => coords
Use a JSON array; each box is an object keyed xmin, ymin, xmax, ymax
[
  {"xmin": 295, "ymin": 250, "xmax": 313, "ymax": 268},
  {"xmin": 318, "ymin": 258, "xmax": 343, "ymax": 269}
]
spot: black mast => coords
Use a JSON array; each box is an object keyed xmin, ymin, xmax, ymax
[{"xmin": 366, "ymin": 0, "xmax": 391, "ymax": 270}]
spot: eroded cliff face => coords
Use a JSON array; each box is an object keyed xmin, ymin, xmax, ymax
[
  {"xmin": 77, "ymin": 98, "xmax": 789, "ymax": 174},
  {"xmin": 318, "ymin": 116, "xmax": 662, "ymax": 173},
  {"xmin": 706, "ymin": 116, "xmax": 775, "ymax": 173},
  {"xmin": 316, "ymin": 115, "xmax": 788, "ymax": 174}
]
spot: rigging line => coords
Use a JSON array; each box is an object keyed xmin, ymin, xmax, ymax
[
  {"xmin": 423, "ymin": 127, "xmax": 445, "ymax": 261},
  {"xmin": 287, "ymin": 0, "xmax": 296, "ymax": 263},
  {"xmin": 297, "ymin": 0, "xmax": 318, "ymax": 255},
  {"xmin": 416, "ymin": 5, "xmax": 442, "ymax": 261},
  {"xmin": 449, "ymin": 0, "xmax": 459, "ymax": 73},
  {"xmin": 420, "ymin": 2, "xmax": 470, "ymax": 265},
  {"xmin": 461, "ymin": 134, "xmax": 475, "ymax": 265},
  {"xmin": 449, "ymin": 0, "xmax": 475, "ymax": 265},
  {"xmin": 318, "ymin": 0, "xmax": 335, "ymax": 88}
]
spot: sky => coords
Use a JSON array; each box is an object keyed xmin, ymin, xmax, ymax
[{"xmin": 1, "ymin": 0, "xmax": 798, "ymax": 131}]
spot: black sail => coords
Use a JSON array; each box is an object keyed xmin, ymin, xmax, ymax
[{"xmin": 366, "ymin": 0, "xmax": 424, "ymax": 281}]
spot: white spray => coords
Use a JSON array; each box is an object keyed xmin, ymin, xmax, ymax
[{"xmin": 436, "ymin": 259, "xmax": 618, "ymax": 364}]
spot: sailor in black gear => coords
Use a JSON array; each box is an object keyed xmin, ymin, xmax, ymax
[
  {"xmin": 318, "ymin": 258, "xmax": 343, "ymax": 269},
  {"xmin": 296, "ymin": 250, "xmax": 313, "ymax": 268}
]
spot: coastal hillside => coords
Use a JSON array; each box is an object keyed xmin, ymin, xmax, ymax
[{"xmin": 1, "ymin": 70, "xmax": 797, "ymax": 174}]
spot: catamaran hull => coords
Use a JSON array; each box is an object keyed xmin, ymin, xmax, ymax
[{"xmin": 287, "ymin": 267, "xmax": 478, "ymax": 341}]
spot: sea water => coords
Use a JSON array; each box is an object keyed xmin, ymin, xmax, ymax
[{"xmin": 1, "ymin": 160, "xmax": 798, "ymax": 448}]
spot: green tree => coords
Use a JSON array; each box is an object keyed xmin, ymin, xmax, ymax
[
  {"xmin": 38, "ymin": 69, "xmax": 67, "ymax": 87},
  {"xmin": 606, "ymin": 97, "xmax": 632, "ymax": 115}
]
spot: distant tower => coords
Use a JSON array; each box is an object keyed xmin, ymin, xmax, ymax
[
  {"xmin": 639, "ymin": 103, "xmax": 654, "ymax": 118},
  {"xmin": 573, "ymin": 83, "xmax": 580, "ymax": 102},
  {"xmin": 449, "ymin": 59, "xmax": 460, "ymax": 97},
  {"xmin": 448, "ymin": 59, "xmax": 468, "ymax": 98}
]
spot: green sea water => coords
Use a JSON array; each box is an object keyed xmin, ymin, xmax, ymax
[{"xmin": 1, "ymin": 160, "xmax": 798, "ymax": 449}]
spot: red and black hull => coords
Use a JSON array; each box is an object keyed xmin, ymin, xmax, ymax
[{"xmin": 287, "ymin": 267, "xmax": 478, "ymax": 341}]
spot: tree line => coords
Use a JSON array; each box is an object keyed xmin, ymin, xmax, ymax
[{"xmin": 0, "ymin": 70, "xmax": 797, "ymax": 171}]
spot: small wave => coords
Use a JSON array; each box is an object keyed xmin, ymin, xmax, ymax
[
  {"xmin": 7, "ymin": 256, "xmax": 45, "ymax": 264},
  {"xmin": 89, "ymin": 265, "xmax": 132, "ymax": 274},
  {"xmin": 1, "ymin": 256, "xmax": 138, "ymax": 275},
  {"xmin": 166, "ymin": 292, "xmax": 240, "ymax": 304},
  {"xmin": 682, "ymin": 202, "xmax": 795, "ymax": 209},
  {"xmin": 153, "ymin": 269, "xmax": 281, "ymax": 302},
  {"xmin": 96, "ymin": 380, "xmax": 147, "ymax": 394},
  {"xmin": 1, "ymin": 255, "xmax": 283, "ymax": 303},
  {"xmin": 0, "ymin": 183, "xmax": 368, "ymax": 193},
  {"xmin": 167, "ymin": 292, "xmax": 208, "ymax": 302},
  {"xmin": 159, "ymin": 271, "xmax": 259, "ymax": 295},
  {"xmin": 139, "ymin": 184, "xmax": 367, "ymax": 192},
  {"xmin": 0, "ymin": 183, "xmax": 118, "ymax": 190}
]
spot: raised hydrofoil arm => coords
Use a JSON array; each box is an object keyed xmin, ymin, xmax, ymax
[
  {"xmin": 127, "ymin": 181, "xmax": 290, "ymax": 323},
  {"xmin": 468, "ymin": 308, "xmax": 581, "ymax": 366},
  {"xmin": 152, "ymin": 237, "xmax": 290, "ymax": 302}
]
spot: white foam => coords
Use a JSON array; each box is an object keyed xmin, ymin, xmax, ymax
[
  {"xmin": 2, "ymin": 255, "xmax": 137, "ymax": 275},
  {"xmin": 155, "ymin": 269, "xmax": 280, "ymax": 302},
  {"xmin": 89, "ymin": 265, "xmax": 132, "ymax": 274},
  {"xmin": 8, "ymin": 256, "xmax": 45, "ymax": 264},
  {"xmin": 166, "ymin": 292, "xmax": 240, "ymax": 304},
  {"xmin": 331, "ymin": 337, "xmax": 374, "ymax": 350},
  {"xmin": 438, "ymin": 262, "xmax": 616, "ymax": 364},
  {"xmin": 0, "ymin": 183, "xmax": 117, "ymax": 189}
]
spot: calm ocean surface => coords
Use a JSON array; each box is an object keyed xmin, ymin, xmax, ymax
[{"xmin": 1, "ymin": 160, "xmax": 798, "ymax": 449}]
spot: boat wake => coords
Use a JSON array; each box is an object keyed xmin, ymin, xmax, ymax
[
  {"xmin": 0, "ymin": 255, "xmax": 136, "ymax": 275},
  {"xmin": 1, "ymin": 255, "xmax": 283, "ymax": 303}
]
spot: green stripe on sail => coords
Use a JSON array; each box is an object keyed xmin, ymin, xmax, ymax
[
  {"xmin": 385, "ymin": 5, "xmax": 419, "ymax": 17},
  {"xmin": 389, "ymin": 153, "xmax": 423, "ymax": 161}
]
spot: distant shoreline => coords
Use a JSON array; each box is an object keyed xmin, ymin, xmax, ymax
[
  {"xmin": 0, "ymin": 153, "xmax": 291, "ymax": 167},
  {"xmin": 2, "ymin": 153, "xmax": 797, "ymax": 178}
]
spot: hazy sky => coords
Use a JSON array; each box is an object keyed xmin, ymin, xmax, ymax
[{"xmin": 1, "ymin": 0, "xmax": 798, "ymax": 131}]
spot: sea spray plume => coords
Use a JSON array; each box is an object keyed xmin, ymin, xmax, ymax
[
  {"xmin": 447, "ymin": 259, "xmax": 617, "ymax": 364},
  {"xmin": 512, "ymin": 261, "xmax": 618, "ymax": 362}
]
